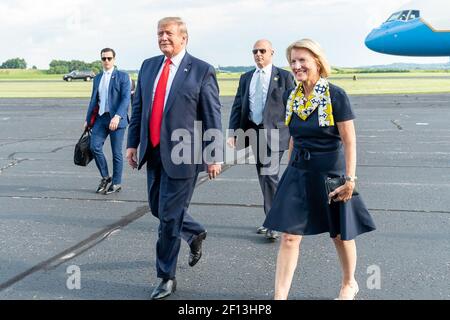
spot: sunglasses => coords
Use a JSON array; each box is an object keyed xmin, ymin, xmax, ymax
[
  {"xmin": 252, "ymin": 49, "xmax": 267, "ymax": 54},
  {"xmin": 101, "ymin": 57, "xmax": 114, "ymax": 61}
]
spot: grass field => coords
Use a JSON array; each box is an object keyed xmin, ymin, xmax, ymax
[{"xmin": 0, "ymin": 69, "xmax": 450, "ymax": 98}]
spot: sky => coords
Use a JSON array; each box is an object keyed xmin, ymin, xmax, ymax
[{"xmin": 0, "ymin": 0, "xmax": 448, "ymax": 70}]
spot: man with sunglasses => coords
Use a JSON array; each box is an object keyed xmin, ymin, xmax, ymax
[
  {"xmin": 228, "ymin": 39, "xmax": 295, "ymax": 241},
  {"xmin": 84, "ymin": 48, "xmax": 131, "ymax": 194}
]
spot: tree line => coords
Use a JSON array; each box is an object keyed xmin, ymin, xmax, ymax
[
  {"xmin": 0, "ymin": 58, "xmax": 27, "ymax": 69},
  {"xmin": 0, "ymin": 57, "xmax": 102, "ymax": 74},
  {"xmin": 48, "ymin": 60, "xmax": 102, "ymax": 74}
]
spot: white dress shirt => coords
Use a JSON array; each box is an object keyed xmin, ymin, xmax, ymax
[
  {"xmin": 152, "ymin": 48, "xmax": 187, "ymax": 109},
  {"xmin": 99, "ymin": 69, "xmax": 113, "ymax": 115},
  {"xmin": 249, "ymin": 63, "xmax": 272, "ymax": 124}
]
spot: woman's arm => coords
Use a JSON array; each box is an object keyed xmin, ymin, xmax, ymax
[{"xmin": 329, "ymin": 120, "xmax": 356, "ymax": 202}]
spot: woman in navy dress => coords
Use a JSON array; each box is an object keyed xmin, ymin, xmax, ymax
[{"xmin": 263, "ymin": 39, "xmax": 376, "ymax": 300}]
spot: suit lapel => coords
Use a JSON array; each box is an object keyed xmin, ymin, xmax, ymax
[
  {"xmin": 163, "ymin": 52, "xmax": 192, "ymax": 115},
  {"xmin": 108, "ymin": 69, "xmax": 117, "ymax": 102},
  {"xmin": 264, "ymin": 66, "xmax": 279, "ymax": 109},
  {"xmin": 243, "ymin": 69, "xmax": 254, "ymax": 111},
  {"xmin": 145, "ymin": 56, "xmax": 165, "ymax": 122},
  {"xmin": 94, "ymin": 72, "xmax": 103, "ymax": 100}
]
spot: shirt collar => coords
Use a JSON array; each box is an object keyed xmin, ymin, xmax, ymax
[
  {"xmin": 165, "ymin": 48, "xmax": 186, "ymax": 68},
  {"xmin": 256, "ymin": 63, "xmax": 272, "ymax": 74},
  {"xmin": 103, "ymin": 68, "xmax": 113, "ymax": 75}
]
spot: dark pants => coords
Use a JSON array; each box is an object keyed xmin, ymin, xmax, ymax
[
  {"xmin": 248, "ymin": 121, "xmax": 284, "ymax": 217},
  {"xmin": 90, "ymin": 113, "xmax": 125, "ymax": 185},
  {"xmin": 146, "ymin": 146, "xmax": 205, "ymax": 279}
]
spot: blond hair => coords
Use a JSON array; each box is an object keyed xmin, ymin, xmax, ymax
[
  {"xmin": 158, "ymin": 17, "xmax": 188, "ymax": 38},
  {"xmin": 286, "ymin": 39, "xmax": 331, "ymax": 78}
]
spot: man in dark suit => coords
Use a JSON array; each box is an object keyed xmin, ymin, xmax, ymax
[
  {"xmin": 228, "ymin": 39, "xmax": 295, "ymax": 241},
  {"xmin": 84, "ymin": 48, "xmax": 131, "ymax": 194},
  {"xmin": 126, "ymin": 17, "xmax": 222, "ymax": 300}
]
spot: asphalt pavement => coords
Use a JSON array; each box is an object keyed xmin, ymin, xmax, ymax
[{"xmin": 0, "ymin": 94, "xmax": 449, "ymax": 300}]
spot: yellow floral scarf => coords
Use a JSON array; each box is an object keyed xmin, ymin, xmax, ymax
[{"xmin": 285, "ymin": 77, "xmax": 334, "ymax": 127}]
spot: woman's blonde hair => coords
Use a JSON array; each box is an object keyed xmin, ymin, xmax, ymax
[{"xmin": 286, "ymin": 39, "xmax": 331, "ymax": 78}]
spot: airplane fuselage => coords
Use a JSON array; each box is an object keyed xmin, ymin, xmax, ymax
[{"xmin": 366, "ymin": 19, "xmax": 450, "ymax": 56}]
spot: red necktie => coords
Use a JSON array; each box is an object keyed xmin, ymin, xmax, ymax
[{"xmin": 150, "ymin": 58, "xmax": 171, "ymax": 147}]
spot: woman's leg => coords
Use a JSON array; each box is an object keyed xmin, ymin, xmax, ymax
[
  {"xmin": 332, "ymin": 234, "xmax": 359, "ymax": 299},
  {"xmin": 274, "ymin": 233, "xmax": 302, "ymax": 300}
]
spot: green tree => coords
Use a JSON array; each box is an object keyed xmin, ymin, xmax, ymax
[
  {"xmin": 89, "ymin": 60, "xmax": 102, "ymax": 74},
  {"xmin": 48, "ymin": 59, "xmax": 101, "ymax": 74},
  {"xmin": 0, "ymin": 58, "xmax": 27, "ymax": 69}
]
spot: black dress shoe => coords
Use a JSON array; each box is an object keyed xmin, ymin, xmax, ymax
[
  {"xmin": 150, "ymin": 278, "xmax": 176, "ymax": 300},
  {"xmin": 105, "ymin": 184, "xmax": 121, "ymax": 194},
  {"xmin": 189, "ymin": 231, "xmax": 207, "ymax": 267},
  {"xmin": 96, "ymin": 176, "xmax": 111, "ymax": 193}
]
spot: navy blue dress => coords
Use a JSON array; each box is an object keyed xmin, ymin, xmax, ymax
[{"xmin": 263, "ymin": 83, "xmax": 376, "ymax": 240}]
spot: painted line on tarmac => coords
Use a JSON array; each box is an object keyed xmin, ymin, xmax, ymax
[{"xmin": 1, "ymin": 193, "xmax": 448, "ymax": 214}]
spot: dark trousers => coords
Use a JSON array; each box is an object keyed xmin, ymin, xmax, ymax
[
  {"xmin": 90, "ymin": 113, "xmax": 125, "ymax": 185},
  {"xmin": 248, "ymin": 121, "xmax": 284, "ymax": 217},
  {"xmin": 146, "ymin": 146, "xmax": 205, "ymax": 279}
]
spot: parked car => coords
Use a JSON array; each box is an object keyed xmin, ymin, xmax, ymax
[{"xmin": 63, "ymin": 70, "xmax": 95, "ymax": 82}]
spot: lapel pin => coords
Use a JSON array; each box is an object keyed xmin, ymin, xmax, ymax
[
  {"xmin": 274, "ymin": 76, "xmax": 279, "ymax": 81},
  {"xmin": 184, "ymin": 68, "xmax": 188, "ymax": 72}
]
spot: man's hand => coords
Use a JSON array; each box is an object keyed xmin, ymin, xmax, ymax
[
  {"xmin": 126, "ymin": 148, "xmax": 138, "ymax": 169},
  {"xmin": 207, "ymin": 163, "xmax": 222, "ymax": 180},
  {"xmin": 109, "ymin": 115, "xmax": 121, "ymax": 131},
  {"xmin": 227, "ymin": 137, "xmax": 236, "ymax": 148}
]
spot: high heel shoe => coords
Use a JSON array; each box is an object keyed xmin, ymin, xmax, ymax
[{"xmin": 334, "ymin": 282, "xmax": 359, "ymax": 300}]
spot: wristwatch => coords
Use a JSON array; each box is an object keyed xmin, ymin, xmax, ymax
[{"xmin": 345, "ymin": 175, "xmax": 357, "ymax": 182}]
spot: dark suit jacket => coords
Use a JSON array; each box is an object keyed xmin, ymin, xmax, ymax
[
  {"xmin": 127, "ymin": 52, "xmax": 222, "ymax": 179},
  {"xmin": 228, "ymin": 66, "xmax": 295, "ymax": 151},
  {"xmin": 85, "ymin": 69, "xmax": 131, "ymax": 128}
]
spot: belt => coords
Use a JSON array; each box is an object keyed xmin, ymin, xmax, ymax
[
  {"xmin": 292, "ymin": 147, "xmax": 342, "ymax": 162},
  {"xmin": 248, "ymin": 120, "xmax": 264, "ymax": 129},
  {"xmin": 293, "ymin": 148, "xmax": 311, "ymax": 161}
]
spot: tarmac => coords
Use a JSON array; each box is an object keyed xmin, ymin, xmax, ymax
[{"xmin": 0, "ymin": 94, "xmax": 449, "ymax": 300}]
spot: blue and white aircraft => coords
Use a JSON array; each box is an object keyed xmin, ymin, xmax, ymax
[{"xmin": 365, "ymin": 1, "xmax": 450, "ymax": 56}]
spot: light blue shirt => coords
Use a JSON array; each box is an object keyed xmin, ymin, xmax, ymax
[
  {"xmin": 249, "ymin": 64, "xmax": 272, "ymax": 124},
  {"xmin": 99, "ymin": 69, "xmax": 113, "ymax": 115}
]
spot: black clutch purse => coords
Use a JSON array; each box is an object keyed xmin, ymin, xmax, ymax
[{"xmin": 325, "ymin": 176, "xmax": 358, "ymax": 204}]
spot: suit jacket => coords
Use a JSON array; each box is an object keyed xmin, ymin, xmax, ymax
[
  {"xmin": 85, "ymin": 68, "xmax": 131, "ymax": 128},
  {"xmin": 228, "ymin": 66, "xmax": 295, "ymax": 151},
  {"xmin": 127, "ymin": 52, "xmax": 222, "ymax": 179}
]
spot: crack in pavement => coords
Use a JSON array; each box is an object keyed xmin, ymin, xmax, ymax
[
  {"xmin": 0, "ymin": 142, "xmax": 75, "ymax": 174},
  {"xmin": 0, "ymin": 158, "xmax": 28, "ymax": 175},
  {"xmin": 0, "ymin": 205, "xmax": 149, "ymax": 291},
  {"xmin": 0, "ymin": 161, "xmax": 236, "ymax": 291},
  {"xmin": 391, "ymin": 119, "xmax": 403, "ymax": 130}
]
